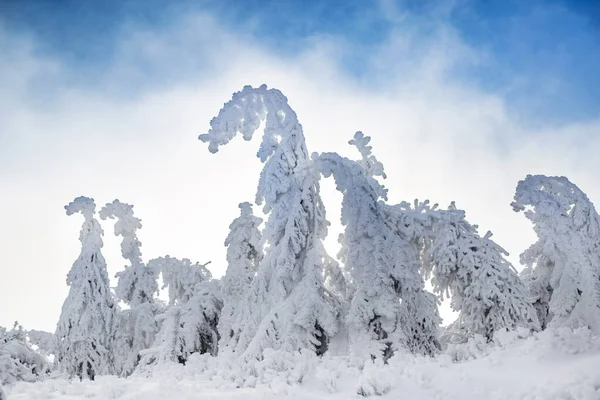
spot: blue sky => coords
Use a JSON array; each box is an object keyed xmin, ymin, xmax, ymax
[
  {"xmin": 3, "ymin": 0, "xmax": 600, "ymax": 124},
  {"xmin": 2, "ymin": 0, "xmax": 600, "ymax": 331}
]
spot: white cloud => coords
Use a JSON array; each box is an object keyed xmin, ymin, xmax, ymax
[{"xmin": 1, "ymin": 9, "xmax": 599, "ymax": 331}]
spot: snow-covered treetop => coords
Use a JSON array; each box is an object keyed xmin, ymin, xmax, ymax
[
  {"xmin": 315, "ymin": 131, "xmax": 389, "ymax": 203},
  {"xmin": 511, "ymin": 174, "xmax": 600, "ymax": 240},
  {"xmin": 64, "ymin": 196, "xmax": 104, "ymax": 259},
  {"xmin": 236, "ymin": 202, "xmax": 256, "ymax": 219},
  {"xmin": 99, "ymin": 199, "xmax": 143, "ymax": 266},
  {"xmin": 147, "ymin": 256, "xmax": 212, "ymax": 305},
  {"xmin": 224, "ymin": 202, "xmax": 263, "ymax": 270},
  {"xmin": 199, "ymin": 84, "xmax": 311, "ymax": 213},
  {"xmin": 65, "ymin": 196, "xmax": 96, "ymax": 220},
  {"xmin": 99, "ymin": 199, "xmax": 156, "ymax": 306},
  {"xmin": 199, "ymin": 84, "xmax": 299, "ymax": 161},
  {"xmin": 348, "ymin": 131, "xmax": 387, "ymax": 180}
]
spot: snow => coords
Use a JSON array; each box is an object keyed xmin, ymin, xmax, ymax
[
  {"xmin": 5, "ymin": 328, "xmax": 600, "ymax": 399},
  {"xmin": 5, "ymin": 86, "xmax": 600, "ymax": 400}
]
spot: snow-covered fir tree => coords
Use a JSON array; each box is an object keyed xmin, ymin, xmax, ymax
[
  {"xmin": 512, "ymin": 174, "xmax": 600, "ymax": 332},
  {"xmin": 199, "ymin": 85, "xmax": 339, "ymax": 359},
  {"xmin": 316, "ymin": 132, "xmax": 440, "ymax": 361},
  {"xmin": 0, "ymin": 323, "xmax": 50, "ymax": 385},
  {"xmin": 416, "ymin": 202, "xmax": 539, "ymax": 341},
  {"xmin": 219, "ymin": 202, "xmax": 263, "ymax": 350},
  {"xmin": 54, "ymin": 197, "xmax": 116, "ymax": 380},
  {"xmin": 179, "ymin": 280, "xmax": 223, "ymax": 357},
  {"xmin": 99, "ymin": 200, "xmax": 158, "ymax": 306},
  {"xmin": 139, "ymin": 257, "xmax": 221, "ymax": 366},
  {"xmin": 99, "ymin": 200, "xmax": 161, "ymax": 376}
]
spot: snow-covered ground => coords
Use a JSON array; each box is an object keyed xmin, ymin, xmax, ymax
[{"xmin": 6, "ymin": 328, "xmax": 600, "ymax": 400}]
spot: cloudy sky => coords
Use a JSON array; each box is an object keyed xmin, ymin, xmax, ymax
[{"xmin": 1, "ymin": 0, "xmax": 600, "ymax": 332}]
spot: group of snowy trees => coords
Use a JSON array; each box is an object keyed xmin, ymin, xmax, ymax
[
  {"xmin": 51, "ymin": 197, "xmax": 222, "ymax": 380},
  {"xmin": 3, "ymin": 85, "xmax": 600, "ymax": 388},
  {"xmin": 196, "ymin": 85, "xmax": 546, "ymax": 364}
]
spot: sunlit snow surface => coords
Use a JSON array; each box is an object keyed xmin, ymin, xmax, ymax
[{"xmin": 6, "ymin": 329, "xmax": 600, "ymax": 400}]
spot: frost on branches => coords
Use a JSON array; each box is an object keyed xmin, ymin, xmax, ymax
[
  {"xmin": 100, "ymin": 200, "xmax": 161, "ymax": 377},
  {"xmin": 316, "ymin": 132, "xmax": 439, "ymax": 361},
  {"xmin": 512, "ymin": 175, "xmax": 600, "ymax": 332},
  {"xmin": 139, "ymin": 257, "xmax": 222, "ymax": 366},
  {"xmin": 55, "ymin": 197, "xmax": 116, "ymax": 380},
  {"xmin": 0, "ymin": 323, "xmax": 50, "ymax": 385},
  {"xmin": 199, "ymin": 85, "xmax": 339, "ymax": 360},
  {"xmin": 419, "ymin": 202, "xmax": 539, "ymax": 342},
  {"xmin": 219, "ymin": 202, "xmax": 263, "ymax": 350}
]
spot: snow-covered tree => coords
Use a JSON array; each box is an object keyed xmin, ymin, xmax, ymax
[
  {"xmin": 199, "ymin": 85, "xmax": 339, "ymax": 359},
  {"xmin": 512, "ymin": 174, "xmax": 600, "ymax": 332},
  {"xmin": 99, "ymin": 200, "xmax": 161, "ymax": 376},
  {"xmin": 178, "ymin": 280, "xmax": 223, "ymax": 357},
  {"xmin": 26, "ymin": 330, "xmax": 54, "ymax": 358},
  {"xmin": 55, "ymin": 196, "xmax": 116, "ymax": 380},
  {"xmin": 219, "ymin": 202, "xmax": 263, "ymax": 350},
  {"xmin": 112, "ymin": 304, "xmax": 162, "ymax": 376},
  {"xmin": 150, "ymin": 256, "xmax": 212, "ymax": 305},
  {"xmin": 316, "ymin": 132, "xmax": 440, "ymax": 361},
  {"xmin": 99, "ymin": 200, "xmax": 158, "ymax": 306},
  {"xmin": 418, "ymin": 202, "xmax": 539, "ymax": 341},
  {"xmin": 0, "ymin": 323, "xmax": 50, "ymax": 385},
  {"xmin": 139, "ymin": 257, "xmax": 221, "ymax": 366}
]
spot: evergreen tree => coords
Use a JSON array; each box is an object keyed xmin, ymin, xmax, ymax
[
  {"xmin": 140, "ymin": 257, "xmax": 221, "ymax": 366},
  {"xmin": 512, "ymin": 174, "xmax": 600, "ymax": 332},
  {"xmin": 199, "ymin": 85, "xmax": 339, "ymax": 359},
  {"xmin": 0, "ymin": 323, "xmax": 50, "ymax": 385},
  {"xmin": 421, "ymin": 203, "xmax": 539, "ymax": 341},
  {"xmin": 55, "ymin": 196, "xmax": 116, "ymax": 380},
  {"xmin": 316, "ymin": 132, "xmax": 440, "ymax": 361},
  {"xmin": 219, "ymin": 202, "xmax": 263, "ymax": 350},
  {"xmin": 99, "ymin": 200, "xmax": 161, "ymax": 376}
]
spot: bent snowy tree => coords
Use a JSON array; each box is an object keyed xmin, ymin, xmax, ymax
[
  {"xmin": 55, "ymin": 197, "xmax": 116, "ymax": 380},
  {"xmin": 140, "ymin": 257, "xmax": 221, "ymax": 366},
  {"xmin": 199, "ymin": 85, "xmax": 339, "ymax": 359},
  {"xmin": 100, "ymin": 200, "xmax": 158, "ymax": 307},
  {"xmin": 315, "ymin": 133, "xmax": 440, "ymax": 361},
  {"xmin": 99, "ymin": 200, "xmax": 161, "ymax": 376},
  {"xmin": 417, "ymin": 203, "xmax": 539, "ymax": 341},
  {"xmin": 512, "ymin": 175, "xmax": 600, "ymax": 332}
]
